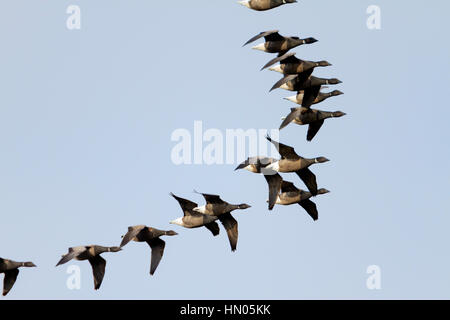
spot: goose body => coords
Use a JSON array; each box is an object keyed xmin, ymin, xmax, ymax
[
  {"xmin": 193, "ymin": 192, "xmax": 251, "ymax": 217},
  {"xmin": 238, "ymin": 0, "xmax": 297, "ymax": 11},
  {"xmin": 264, "ymin": 52, "xmax": 331, "ymax": 74},
  {"xmin": 120, "ymin": 225, "xmax": 177, "ymax": 275},
  {"xmin": 272, "ymin": 74, "xmax": 342, "ymax": 92},
  {"xmin": 193, "ymin": 192, "xmax": 251, "ymax": 252},
  {"xmin": 170, "ymin": 193, "xmax": 220, "ymax": 236},
  {"xmin": 244, "ymin": 30, "xmax": 317, "ymax": 56},
  {"xmin": 280, "ymin": 107, "xmax": 346, "ymax": 140},
  {"xmin": 0, "ymin": 258, "xmax": 36, "ymax": 296},
  {"xmin": 56, "ymin": 245, "xmax": 121, "ymax": 290},
  {"xmin": 265, "ymin": 135, "xmax": 329, "ymax": 195},
  {"xmin": 285, "ymin": 90, "xmax": 343, "ymax": 106},
  {"xmin": 274, "ymin": 181, "xmax": 330, "ymax": 220},
  {"xmin": 270, "ymin": 70, "xmax": 341, "ymax": 109}
]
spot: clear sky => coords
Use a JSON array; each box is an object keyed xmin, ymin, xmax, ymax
[{"xmin": 0, "ymin": 0, "xmax": 449, "ymax": 299}]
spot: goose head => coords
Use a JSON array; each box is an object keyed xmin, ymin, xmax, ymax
[
  {"xmin": 315, "ymin": 157, "xmax": 330, "ymax": 164},
  {"xmin": 331, "ymin": 90, "xmax": 344, "ymax": 96}
]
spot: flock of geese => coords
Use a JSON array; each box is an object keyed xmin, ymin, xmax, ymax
[{"xmin": 1, "ymin": 0, "xmax": 345, "ymax": 297}]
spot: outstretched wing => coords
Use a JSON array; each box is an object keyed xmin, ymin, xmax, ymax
[
  {"xmin": 296, "ymin": 69, "xmax": 315, "ymax": 84},
  {"xmin": 243, "ymin": 30, "xmax": 281, "ymax": 46},
  {"xmin": 204, "ymin": 222, "xmax": 220, "ymax": 236},
  {"xmin": 296, "ymin": 168, "xmax": 318, "ymax": 196},
  {"xmin": 270, "ymin": 74, "xmax": 297, "ymax": 92},
  {"xmin": 299, "ymin": 199, "xmax": 319, "ymax": 221},
  {"xmin": 281, "ymin": 180, "xmax": 299, "ymax": 193},
  {"xmin": 147, "ymin": 238, "xmax": 166, "ymax": 276},
  {"xmin": 261, "ymin": 52, "xmax": 300, "ymax": 70},
  {"xmin": 194, "ymin": 191, "xmax": 225, "ymax": 204},
  {"xmin": 302, "ymin": 85, "xmax": 322, "ymax": 108},
  {"xmin": 266, "ymin": 135, "xmax": 300, "ymax": 160},
  {"xmin": 264, "ymin": 173, "xmax": 282, "ymax": 211},
  {"xmin": 170, "ymin": 193, "xmax": 198, "ymax": 216},
  {"xmin": 307, "ymin": 120, "xmax": 325, "ymax": 141},
  {"xmin": 2, "ymin": 269, "xmax": 19, "ymax": 296},
  {"xmin": 56, "ymin": 247, "xmax": 85, "ymax": 267},
  {"xmin": 218, "ymin": 213, "xmax": 239, "ymax": 252},
  {"xmin": 279, "ymin": 108, "xmax": 302, "ymax": 130},
  {"xmin": 88, "ymin": 255, "xmax": 106, "ymax": 290},
  {"xmin": 120, "ymin": 226, "xmax": 145, "ymax": 247}
]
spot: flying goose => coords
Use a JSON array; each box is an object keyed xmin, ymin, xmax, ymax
[
  {"xmin": 244, "ymin": 30, "xmax": 317, "ymax": 57},
  {"xmin": 263, "ymin": 51, "xmax": 331, "ymax": 73},
  {"xmin": 193, "ymin": 192, "xmax": 251, "ymax": 252},
  {"xmin": 271, "ymin": 73, "xmax": 342, "ymax": 93},
  {"xmin": 280, "ymin": 107, "xmax": 346, "ymax": 140},
  {"xmin": 0, "ymin": 258, "xmax": 36, "ymax": 296},
  {"xmin": 56, "ymin": 245, "xmax": 121, "ymax": 290},
  {"xmin": 238, "ymin": 0, "xmax": 297, "ymax": 11},
  {"xmin": 235, "ymin": 157, "xmax": 282, "ymax": 210},
  {"xmin": 274, "ymin": 180, "xmax": 330, "ymax": 221},
  {"xmin": 120, "ymin": 226, "xmax": 177, "ymax": 275},
  {"xmin": 265, "ymin": 135, "xmax": 329, "ymax": 196},
  {"xmin": 284, "ymin": 90, "xmax": 343, "ymax": 106},
  {"xmin": 169, "ymin": 193, "xmax": 220, "ymax": 236}
]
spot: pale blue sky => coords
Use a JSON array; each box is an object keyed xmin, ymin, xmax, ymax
[{"xmin": 0, "ymin": 1, "xmax": 449, "ymax": 299}]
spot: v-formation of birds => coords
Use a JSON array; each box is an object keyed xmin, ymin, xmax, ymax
[{"xmin": 1, "ymin": 1, "xmax": 345, "ymax": 296}]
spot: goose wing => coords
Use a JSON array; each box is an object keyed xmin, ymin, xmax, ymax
[
  {"xmin": 204, "ymin": 221, "xmax": 220, "ymax": 236},
  {"xmin": 261, "ymin": 52, "xmax": 300, "ymax": 70},
  {"xmin": 194, "ymin": 191, "xmax": 225, "ymax": 204},
  {"xmin": 299, "ymin": 199, "xmax": 319, "ymax": 221},
  {"xmin": 147, "ymin": 238, "xmax": 166, "ymax": 276},
  {"xmin": 307, "ymin": 120, "xmax": 325, "ymax": 141},
  {"xmin": 56, "ymin": 246, "xmax": 85, "ymax": 266},
  {"xmin": 266, "ymin": 135, "xmax": 300, "ymax": 160},
  {"xmin": 243, "ymin": 30, "xmax": 281, "ymax": 46},
  {"xmin": 264, "ymin": 173, "xmax": 282, "ymax": 210},
  {"xmin": 88, "ymin": 255, "xmax": 106, "ymax": 290},
  {"xmin": 170, "ymin": 193, "xmax": 197, "ymax": 216},
  {"xmin": 270, "ymin": 74, "xmax": 297, "ymax": 92},
  {"xmin": 279, "ymin": 108, "xmax": 301, "ymax": 130},
  {"xmin": 120, "ymin": 225, "xmax": 146, "ymax": 247},
  {"xmin": 2, "ymin": 269, "xmax": 19, "ymax": 296},
  {"xmin": 296, "ymin": 168, "xmax": 318, "ymax": 196},
  {"xmin": 296, "ymin": 69, "xmax": 315, "ymax": 84},
  {"xmin": 302, "ymin": 85, "xmax": 322, "ymax": 108},
  {"xmin": 218, "ymin": 213, "xmax": 239, "ymax": 252},
  {"xmin": 281, "ymin": 180, "xmax": 300, "ymax": 193}
]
